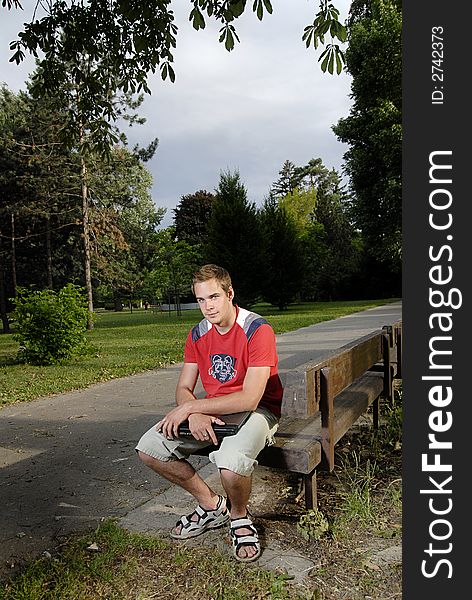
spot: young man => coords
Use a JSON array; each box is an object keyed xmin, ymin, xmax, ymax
[{"xmin": 136, "ymin": 264, "xmax": 283, "ymax": 562}]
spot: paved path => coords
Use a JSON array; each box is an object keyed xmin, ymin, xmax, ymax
[{"xmin": 0, "ymin": 302, "xmax": 401, "ymax": 581}]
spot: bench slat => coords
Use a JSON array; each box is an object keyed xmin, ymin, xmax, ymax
[
  {"xmin": 332, "ymin": 371, "xmax": 383, "ymax": 444},
  {"xmin": 257, "ymin": 371, "xmax": 384, "ymax": 474},
  {"xmin": 280, "ymin": 330, "xmax": 384, "ymax": 417}
]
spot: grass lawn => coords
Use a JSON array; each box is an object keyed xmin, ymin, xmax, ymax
[
  {"xmin": 0, "ymin": 519, "xmax": 303, "ymax": 600},
  {"xmin": 0, "ymin": 299, "xmax": 398, "ymax": 406}
]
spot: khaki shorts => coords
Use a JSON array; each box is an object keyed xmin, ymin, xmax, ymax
[{"xmin": 135, "ymin": 406, "xmax": 279, "ymax": 477}]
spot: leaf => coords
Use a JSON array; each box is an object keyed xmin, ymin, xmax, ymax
[
  {"xmin": 302, "ymin": 25, "xmax": 314, "ymax": 48},
  {"xmin": 329, "ymin": 6, "xmax": 340, "ymax": 19},
  {"xmin": 328, "ymin": 49, "xmax": 335, "ymax": 74},
  {"xmin": 330, "ymin": 21, "xmax": 338, "ymax": 39},
  {"xmin": 363, "ymin": 560, "xmax": 381, "ymax": 572},
  {"xmin": 189, "ymin": 7, "xmax": 205, "ymax": 30},
  {"xmin": 225, "ymin": 28, "xmax": 234, "ymax": 51},
  {"xmin": 262, "ymin": 0, "xmax": 273, "ymax": 14},
  {"xmin": 338, "ymin": 22, "xmax": 347, "ymax": 43},
  {"xmin": 320, "ymin": 55, "xmax": 329, "ymax": 72},
  {"xmin": 201, "ymin": 0, "xmax": 213, "ymax": 17},
  {"xmin": 9, "ymin": 48, "xmax": 25, "ymax": 64},
  {"xmin": 161, "ymin": 63, "xmax": 168, "ymax": 80},
  {"xmin": 320, "ymin": 19, "xmax": 331, "ymax": 36},
  {"xmin": 319, "ymin": 47, "xmax": 330, "ymax": 72},
  {"xmin": 253, "ymin": 0, "xmax": 263, "ymax": 21},
  {"xmin": 229, "ymin": 0, "xmax": 246, "ymax": 19},
  {"xmin": 335, "ymin": 50, "xmax": 342, "ymax": 74},
  {"xmin": 330, "ymin": 19, "xmax": 347, "ymax": 44},
  {"xmin": 133, "ymin": 35, "xmax": 147, "ymax": 53}
]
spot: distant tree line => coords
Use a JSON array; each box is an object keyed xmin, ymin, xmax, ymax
[{"xmin": 174, "ymin": 161, "xmax": 366, "ymax": 310}]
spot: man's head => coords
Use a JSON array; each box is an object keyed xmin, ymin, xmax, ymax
[
  {"xmin": 192, "ymin": 264, "xmax": 235, "ymax": 331},
  {"xmin": 192, "ymin": 264, "xmax": 232, "ymax": 295}
]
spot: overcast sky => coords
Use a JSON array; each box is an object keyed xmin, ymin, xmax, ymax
[{"xmin": 1, "ymin": 1, "xmax": 353, "ymax": 228}]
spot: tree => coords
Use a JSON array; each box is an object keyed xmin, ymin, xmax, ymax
[
  {"xmin": 173, "ymin": 189, "xmax": 215, "ymax": 247},
  {"xmin": 269, "ymin": 156, "xmax": 360, "ymax": 300},
  {"xmin": 0, "ymin": 85, "xmax": 164, "ymax": 324},
  {"xmin": 145, "ymin": 228, "xmax": 201, "ymax": 311},
  {"xmin": 3, "ymin": 0, "xmax": 349, "ymax": 313},
  {"xmin": 6, "ymin": 1, "xmax": 348, "ymax": 133},
  {"xmin": 259, "ymin": 196, "xmax": 304, "ymax": 310},
  {"xmin": 0, "ymin": 86, "xmax": 29, "ymax": 308},
  {"xmin": 0, "ymin": 263, "xmax": 10, "ymax": 333},
  {"xmin": 332, "ymin": 0, "xmax": 401, "ymax": 275},
  {"xmin": 304, "ymin": 162, "xmax": 360, "ymax": 299},
  {"xmin": 298, "ymin": 157, "xmax": 329, "ymax": 189},
  {"xmin": 90, "ymin": 148, "xmax": 165, "ymax": 310},
  {"xmin": 204, "ymin": 170, "xmax": 264, "ymax": 308},
  {"xmin": 17, "ymin": 93, "xmax": 81, "ymax": 291},
  {"xmin": 271, "ymin": 160, "xmax": 304, "ymax": 198},
  {"xmin": 279, "ymin": 187, "xmax": 317, "ymax": 230},
  {"xmin": 28, "ymin": 53, "xmax": 159, "ymax": 327},
  {"xmin": 0, "ymin": 85, "xmax": 82, "ymax": 328}
]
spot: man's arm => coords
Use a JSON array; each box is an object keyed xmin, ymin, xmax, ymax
[
  {"xmin": 156, "ymin": 362, "xmax": 202, "ymax": 437},
  {"xmin": 175, "ymin": 362, "xmax": 199, "ymax": 406},
  {"xmin": 158, "ymin": 365, "xmax": 271, "ymax": 439},
  {"xmin": 189, "ymin": 366, "xmax": 271, "ymax": 415}
]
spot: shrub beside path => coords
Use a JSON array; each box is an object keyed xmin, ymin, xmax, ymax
[{"xmin": 0, "ymin": 302, "xmax": 402, "ymax": 583}]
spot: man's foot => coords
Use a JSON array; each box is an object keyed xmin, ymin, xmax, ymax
[
  {"xmin": 230, "ymin": 515, "xmax": 261, "ymax": 562},
  {"xmin": 170, "ymin": 494, "xmax": 229, "ymax": 539}
]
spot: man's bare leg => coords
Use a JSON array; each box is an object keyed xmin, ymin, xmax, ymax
[
  {"xmin": 138, "ymin": 451, "xmax": 221, "ymax": 534},
  {"xmin": 219, "ymin": 468, "xmax": 258, "ymax": 560}
]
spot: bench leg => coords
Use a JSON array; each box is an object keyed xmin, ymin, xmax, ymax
[
  {"xmin": 382, "ymin": 331, "xmax": 393, "ymax": 402},
  {"xmin": 320, "ymin": 367, "xmax": 335, "ymax": 472},
  {"xmin": 373, "ymin": 396, "xmax": 379, "ymax": 430},
  {"xmin": 396, "ymin": 325, "xmax": 402, "ymax": 379},
  {"xmin": 303, "ymin": 470, "xmax": 318, "ymax": 510}
]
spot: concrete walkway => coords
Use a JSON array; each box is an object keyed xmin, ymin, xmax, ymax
[{"xmin": 0, "ymin": 301, "xmax": 401, "ymax": 582}]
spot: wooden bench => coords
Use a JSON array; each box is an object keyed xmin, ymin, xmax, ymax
[{"xmin": 256, "ymin": 320, "xmax": 402, "ymax": 509}]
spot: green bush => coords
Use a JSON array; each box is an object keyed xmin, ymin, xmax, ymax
[{"xmin": 12, "ymin": 284, "xmax": 91, "ymax": 365}]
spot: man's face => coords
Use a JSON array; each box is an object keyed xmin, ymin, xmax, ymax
[{"xmin": 194, "ymin": 278, "xmax": 235, "ymax": 329}]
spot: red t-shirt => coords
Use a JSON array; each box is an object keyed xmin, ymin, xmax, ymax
[{"xmin": 184, "ymin": 307, "xmax": 283, "ymax": 417}]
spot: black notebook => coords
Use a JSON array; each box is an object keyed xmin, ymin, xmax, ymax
[{"xmin": 179, "ymin": 411, "xmax": 252, "ymax": 440}]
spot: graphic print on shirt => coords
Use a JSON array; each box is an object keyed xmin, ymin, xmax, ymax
[{"xmin": 209, "ymin": 354, "xmax": 237, "ymax": 384}]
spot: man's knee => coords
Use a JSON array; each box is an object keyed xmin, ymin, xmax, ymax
[
  {"xmin": 220, "ymin": 467, "xmax": 250, "ymax": 482},
  {"xmin": 210, "ymin": 447, "xmax": 256, "ymax": 476},
  {"xmin": 137, "ymin": 449, "xmax": 156, "ymax": 467}
]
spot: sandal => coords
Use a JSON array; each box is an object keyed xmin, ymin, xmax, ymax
[
  {"xmin": 170, "ymin": 494, "xmax": 229, "ymax": 539},
  {"xmin": 230, "ymin": 515, "xmax": 261, "ymax": 562}
]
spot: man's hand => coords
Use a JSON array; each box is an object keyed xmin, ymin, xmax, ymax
[
  {"xmin": 156, "ymin": 404, "xmax": 191, "ymax": 439},
  {"xmin": 156, "ymin": 405, "xmax": 225, "ymax": 442},
  {"xmin": 188, "ymin": 414, "xmax": 225, "ymax": 445}
]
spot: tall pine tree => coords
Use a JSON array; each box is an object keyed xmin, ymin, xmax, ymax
[
  {"xmin": 260, "ymin": 196, "xmax": 304, "ymax": 310},
  {"xmin": 204, "ymin": 170, "xmax": 263, "ymax": 308}
]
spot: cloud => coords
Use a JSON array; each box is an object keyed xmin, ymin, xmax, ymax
[{"xmin": 1, "ymin": 1, "xmax": 353, "ymax": 227}]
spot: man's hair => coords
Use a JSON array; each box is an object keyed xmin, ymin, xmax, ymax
[{"xmin": 192, "ymin": 264, "xmax": 232, "ymax": 294}]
